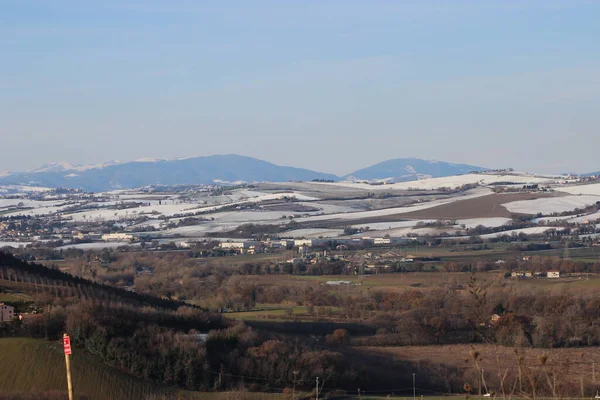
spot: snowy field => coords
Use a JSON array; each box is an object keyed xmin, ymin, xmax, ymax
[
  {"xmin": 351, "ymin": 218, "xmax": 511, "ymax": 231},
  {"xmin": 350, "ymin": 220, "xmax": 436, "ymax": 230},
  {"xmin": 0, "ymin": 241, "xmax": 32, "ymax": 248},
  {"xmin": 300, "ymin": 188, "xmax": 491, "ymax": 223},
  {"xmin": 0, "ymin": 199, "xmax": 66, "ymax": 209},
  {"xmin": 556, "ymin": 183, "xmax": 600, "ymax": 196},
  {"xmin": 478, "ymin": 226, "xmax": 565, "ymax": 239},
  {"xmin": 503, "ymin": 195, "xmax": 600, "ymax": 215},
  {"xmin": 56, "ymin": 242, "xmax": 139, "ymax": 250},
  {"xmin": 352, "ymin": 226, "xmax": 447, "ymax": 238},
  {"xmin": 0, "ymin": 185, "xmax": 52, "ymax": 194},
  {"xmin": 280, "ymin": 228, "xmax": 345, "ymax": 239},
  {"xmin": 534, "ymin": 210, "xmax": 600, "ymax": 225},
  {"xmin": 4, "ymin": 173, "xmax": 596, "ymax": 246},
  {"xmin": 310, "ymin": 174, "xmax": 558, "ymax": 191},
  {"xmin": 456, "ymin": 217, "xmax": 513, "ymax": 229},
  {"xmin": 58, "ymin": 192, "xmax": 320, "ymax": 222}
]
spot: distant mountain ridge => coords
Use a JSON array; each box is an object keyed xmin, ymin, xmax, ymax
[
  {"xmin": 346, "ymin": 158, "xmax": 488, "ymax": 182},
  {"xmin": 0, "ymin": 155, "xmax": 339, "ymax": 192},
  {"xmin": 0, "ymin": 155, "xmax": 489, "ymax": 192}
]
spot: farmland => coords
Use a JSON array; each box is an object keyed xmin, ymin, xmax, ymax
[
  {"xmin": 3, "ymin": 175, "xmax": 600, "ymax": 398},
  {"xmin": 367, "ymin": 344, "xmax": 600, "ymax": 396},
  {"xmin": 393, "ymin": 192, "xmax": 561, "ymax": 220},
  {"xmin": 2, "ymin": 173, "xmax": 600, "ymax": 254},
  {"xmin": 0, "ymin": 338, "xmax": 289, "ymax": 400}
]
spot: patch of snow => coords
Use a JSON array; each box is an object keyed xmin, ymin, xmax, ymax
[
  {"xmin": 456, "ymin": 218, "xmax": 513, "ymax": 229},
  {"xmin": 313, "ymin": 174, "xmax": 558, "ymax": 191},
  {"xmin": 503, "ymin": 195, "xmax": 600, "ymax": 215},
  {"xmin": 0, "ymin": 185, "xmax": 52, "ymax": 193},
  {"xmin": 133, "ymin": 158, "xmax": 164, "ymax": 163},
  {"xmin": 56, "ymin": 242, "xmax": 139, "ymax": 250},
  {"xmin": 556, "ymin": 183, "xmax": 600, "ymax": 196},
  {"xmin": 30, "ymin": 161, "xmax": 80, "ymax": 173},
  {"xmin": 301, "ymin": 188, "xmax": 491, "ymax": 222},
  {"xmin": 29, "ymin": 161, "xmax": 121, "ymax": 173},
  {"xmin": 0, "ymin": 241, "xmax": 31, "ymax": 248},
  {"xmin": 213, "ymin": 179, "xmax": 247, "ymax": 185},
  {"xmin": 478, "ymin": 226, "xmax": 564, "ymax": 239},
  {"xmin": 350, "ymin": 220, "xmax": 436, "ymax": 230},
  {"xmin": 352, "ymin": 227, "xmax": 446, "ymax": 238},
  {"xmin": 350, "ymin": 217, "xmax": 512, "ymax": 231},
  {"xmin": 281, "ymin": 228, "xmax": 345, "ymax": 239},
  {"xmin": 534, "ymin": 210, "xmax": 600, "ymax": 225}
]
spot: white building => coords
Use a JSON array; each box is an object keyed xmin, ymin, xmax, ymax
[
  {"xmin": 373, "ymin": 238, "xmax": 391, "ymax": 245},
  {"xmin": 325, "ymin": 281, "xmax": 355, "ymax": 286},
  {"xmin": 0, "ymin": 303, "xmax": 15, "ymax": 323},
  {"xmin": 219, "ymin": 241, "xmax": 259, "ymax": 250},
  {"xmin": 280, "ymin": 239, "xmax": 294, "ymax": 248},
  {"xmin": 294, "ymin": 239, "xmax": 313, "ymax": 247},
  {"xmin": 102, "ymin": 233, "xmax": 134, "ymax": 242}
]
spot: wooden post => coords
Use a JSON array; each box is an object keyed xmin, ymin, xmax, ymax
[{"xmin": 63, "ymin": 333, "xmax": 74, "ymax": 400}]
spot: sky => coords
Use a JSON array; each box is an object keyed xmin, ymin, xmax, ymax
[{"xmin": 1, "ymin": 0, "xmax": 600, "ymax": 176}]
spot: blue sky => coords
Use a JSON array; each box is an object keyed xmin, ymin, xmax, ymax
[{"xmin": 2, "ymin": 0, "xmax": 599, "ymax": 175}]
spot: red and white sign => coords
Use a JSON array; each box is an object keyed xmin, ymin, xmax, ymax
[{"xmin": 63, "ymin": 335, "xmax": 72, "ymax": 355}]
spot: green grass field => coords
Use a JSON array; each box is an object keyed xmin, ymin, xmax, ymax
[
  {"xmin": 225, "ymin": 306, "xmax": 309, "ymax": 321},
  {"xmin": 0, "ymin": 338, "xmax": 284, "ymax": 400},
  {"xmin": 0, "ymin": 291, "xmax": 32, "ymax": 302}
]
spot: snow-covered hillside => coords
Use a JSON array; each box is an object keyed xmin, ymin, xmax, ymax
[{"xmin": 315, "ymin": 173, "xmax": 560, "ymax": 191}]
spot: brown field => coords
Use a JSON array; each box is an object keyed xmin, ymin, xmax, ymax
[
  {"xmin": 224, "ymin": 271, "xmax": 600, "ymax": 301},
  {"xmin": 235, "ymin": 272, "xmax": 503, "ymax": 292},
  {"xmin": 367, "ymin": 344, "xmax": 600, "ymax": 390},
  {"xmin": 394, "ymin": 192, "xmax": 562, "ymax": 220},
  {"xmin": 299, "ymin": 192, "xmax": 562, "ymax": 228}
]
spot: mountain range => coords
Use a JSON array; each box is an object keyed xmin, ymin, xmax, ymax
[
  {"xmin": 0, "ymin": 155, "xmax": 490, "ymax": 192},
  {"xmin": 347, "ymin": 158, "xmax": 487, "ymax": 182}
]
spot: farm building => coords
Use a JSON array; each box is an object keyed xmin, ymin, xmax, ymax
[
  {"xmin": 373, "ymin": 238, "xmax": 392, "ymax": 245},
  {"xmin": 0, "ymin": 303, "xmax": 15, "ymax": 323},
  {"xmin": 294, "ymin": 239, "xmax": 313, "ymax": 247},
  {"xmin": 219, "ymin": 241, "xmax": 260, "ymax": 250},
  {"xmin": 325, "ymin": 281, "xmax": 355, "ymax": 286},
  {"xmin": 102, "ymin": 233, "xmax": 134, "ymax": 242}
]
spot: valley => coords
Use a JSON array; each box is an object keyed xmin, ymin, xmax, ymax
[{"xmin": 3, "ymin": 164, "xmax": 600, "ymax": 399}]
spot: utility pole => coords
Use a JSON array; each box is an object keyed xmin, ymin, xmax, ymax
[
  {"xmin": 482, "ymin": 368, "xmax": 487, "ymax": 395},
  {"xmin": 63, "ymin": 333, "xmax": 74, "ymax": 400},
  {"xmin": 316, "ymin": 377, "xmax": 319, "ymax": 400},
  {"xmin": 593, "ymin": 361, "xmax": 596, "ymax": 384},
  {"xmin": 292, "ymin": 371, "xmax": 298, "ymax": 400},
  {"xmin": 413, "ymin": 373, "xmax": 416, "ymax": 400}
]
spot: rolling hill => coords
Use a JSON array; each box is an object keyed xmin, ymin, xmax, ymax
[
  {"xmin": 346, "ymin": 158, "xmax": 487, "ymax": 182},
  {"xmin": 0, "ymin": 155, "xmax": 491, "ymax": 191},
  {"xmin": 0, "ymin": 338, "xmax": 282, "ymax": 400},
  {"xmin": 0, "ymin": 155, "xmax": 339, "ymax": 192}
]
